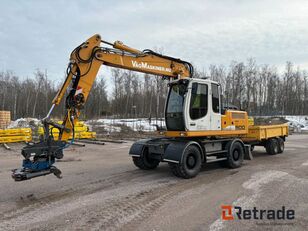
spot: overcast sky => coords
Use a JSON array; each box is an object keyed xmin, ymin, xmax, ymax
[{"xmin": 1, "ymin": 0, "xmax": 308, "ymax": 93}]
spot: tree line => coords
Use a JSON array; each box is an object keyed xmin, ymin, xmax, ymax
[
  {"xmin": 209, "ymin": 59, "xmax": 308, "ymax": 115},
  {"xmin": 0, "ymin": 59, "xmax": 308, "ymax": 120},
  {"xmin": 0, "ymin": 70, "xmax": 109, "ymax": 120}
]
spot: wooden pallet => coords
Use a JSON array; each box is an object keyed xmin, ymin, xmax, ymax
[{"xmin": 0, "ymin": 111, "xmax": 11, "ymax": 129}]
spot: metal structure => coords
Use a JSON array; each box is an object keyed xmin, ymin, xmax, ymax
[{"xmin": 11, "ymin": 34, "xmax": 288, "ymax": 181}]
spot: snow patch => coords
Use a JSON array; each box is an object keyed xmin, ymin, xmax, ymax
[
  {"xmin": 242, "ymin": 170, "xmax": 288, "ymax": 191},
  {"xmin": 285, "ymin": 115, "xmax": 308, "ymax": 131},
  {"xmin": 7, "ymin": 118, "xmax": 40, "ymax": 129},
  {"xmin": 87, "ymin": 118, "xmax": 165, "ymax": 132},
  {"xmin": 302, "ymin": 160, "xmax": 308, "ymax": 166}
]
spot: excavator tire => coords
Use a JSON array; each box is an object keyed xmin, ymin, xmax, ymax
[
  {"xmin": 226, "ymin": 141, "xmax": 244, "ymax": 168},
  {"xmin": 168, "ymin": 144, "xmax": 202, "ymax": 179},
  {"xmin": 265, "ymin": 138, "xmax": 279, "ymax": 155},
  {"xmin": 132, "ymin": 148, "xmax": 159, "ymax": 170}
]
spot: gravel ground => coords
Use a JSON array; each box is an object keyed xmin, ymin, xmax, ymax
[{"xmin": 0, "ymin": 134, "xmax": 307, "ymax": 230}]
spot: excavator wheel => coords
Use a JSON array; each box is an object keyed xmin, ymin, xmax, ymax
[
  {"xmin": 225, "ymin": 141, "xmax": 244, "ymax": 168},
  {"xmin": 132, "ymin": 148, "xmax": 159, "ymax": 170},
  {"xmin": 265, "ymin": 138, "xmax": 279, "ymax": 155},
  {"xmin": 168, "ymin": 144, "xmax": 202, "ymax": 179}
]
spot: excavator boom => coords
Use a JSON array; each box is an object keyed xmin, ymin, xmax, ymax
[{"xmin": 52, "ymin": 34, "xmax": 192, "ymax": 141}]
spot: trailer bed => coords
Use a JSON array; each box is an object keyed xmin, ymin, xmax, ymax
[{"xmin": 242, "ymin": 123, "xmax": 289, "ymax": 142}]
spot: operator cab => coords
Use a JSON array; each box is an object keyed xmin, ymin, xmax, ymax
[{"xmin": 165, "ymin": 78, "xmax": 221, "ymax": 131}]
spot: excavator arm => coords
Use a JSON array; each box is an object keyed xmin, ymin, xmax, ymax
[
  {"xmin": 55, "ymin": 34, "xmax": 192, "ymax": 141},
  {"xmin": 12, "ymin": 34, "xmax": 193, "ymax": 181}
]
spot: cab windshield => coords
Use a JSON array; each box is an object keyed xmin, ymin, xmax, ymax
[{"xmin": 165, "ymin": 82, "xmax": 187, "ymax": 131}]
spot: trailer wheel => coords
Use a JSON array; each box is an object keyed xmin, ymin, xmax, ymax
[
  {"xmin": 277, "ymin": 137, "xmax": 284, "ymax": 153},
  {"xmin": 132, "ymin": 148, "xmax": 159, "ymax": 170},
  {"xmin": 226, "ymin": 141, "xmax": 244, "ymax": 168},
  {"xmin": 265, "ymin": 138, "xmax": 279, "ymax": 155},
  {"xmin": 168, "ymin": 144, "xmax": 202, "ymax": 179}
]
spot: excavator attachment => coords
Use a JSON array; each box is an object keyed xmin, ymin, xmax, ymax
[{"xmin": 11, "ymin": 120, "xmax": 68, "ymax": 181}]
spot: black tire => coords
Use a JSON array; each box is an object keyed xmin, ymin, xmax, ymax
[
  {"xmin": 132, "ymin": 148, "xmax": 159, "ymax": 170},
  {"xmin": 277, "ymin": 137, "xmax": 284, "ymax": 154},
  {"xmin": 226, "ymin": 141, "xmax": 244, "ymax": 168},
  {"xmin": 168, "ymin": 145, "xmax": 202, "ymax": 179},
  {"xmin": 250, "ymin": 145, "xmax": 255, "ymax": 152},
  {"xmin": 265, "ymin": 138, "xmax": 279, "ymax": 155}
]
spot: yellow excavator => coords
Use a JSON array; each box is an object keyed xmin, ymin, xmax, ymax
[{"xmin": 12, "ymin": 34, "xmax": 288, "ymax": 181}]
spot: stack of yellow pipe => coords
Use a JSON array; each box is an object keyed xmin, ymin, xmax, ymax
[
  {"xmin": 38, "ymin": 121, "xmax": 96, "ymax": 140},
  {"xmin": 0, "ymin": 128, "xmax": 32, "ymax": 143}
]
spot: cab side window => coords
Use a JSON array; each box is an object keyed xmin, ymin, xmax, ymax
[
  {"xmin": 211, "ymin": 83, "xmax": 220, "ymax": 113},
  {"xmin": 190, "ymin": 83, "xmax": 208, "ymax": 120}
]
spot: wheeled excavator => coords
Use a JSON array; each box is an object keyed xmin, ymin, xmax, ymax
[{"xmin": 12, "ymin": 34, "xmax": 288, "ymax": 181}]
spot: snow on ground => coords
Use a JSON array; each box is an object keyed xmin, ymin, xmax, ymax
[
  {"xmin": 255, "ymin": 115, "xmax": 308, "ymax": 132},
  {"xmin": 285, "ymin": 115, "xmax": 308, "ymax": 130},
  {"xmin": 7, "ymin": 117, "xmax": 165, "ymax": 133},
  {"xmin": 7, "ymin": 115, "xmax": 308, "ymax": 133},
  {"xmin": 7, "ymin": 118, "xmax": 41, "ymax": 129},
  {"xmin": 86, "ymin": 118, "xmax": 165, "ymax": 132}
]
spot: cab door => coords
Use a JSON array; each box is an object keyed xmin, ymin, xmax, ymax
[
  {"xmin": 210, "ymin": 83, "xmax": 221, "ymax": 130},
  {"xmin": 185, "ymin": 82, "xmax": 211, "ymax": 131}
]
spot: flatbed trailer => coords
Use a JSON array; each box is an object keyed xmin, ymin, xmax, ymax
[
  {"xmin": 129, "ymin": 122, "xmax": 289, "ymax": 178},
  {"xmin": 242, "ymin": 123, "xmax": 289, "ymax": 142},
  {"xmin": 242, "ymin": 123, "xmax": 288, "ymax": 154}
]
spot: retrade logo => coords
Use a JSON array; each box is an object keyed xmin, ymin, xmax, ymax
[
  {"xmin": 221, "ymin": 205, "xmax": 234, "ymax": 220},
  {"xmin": 221, "ymin": 205, "xmax": 295, "ymax": 221}
]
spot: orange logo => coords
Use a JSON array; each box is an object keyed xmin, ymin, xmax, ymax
[{"xmin": 221, "ymin": 205, "xmax": 234, "ymax": 220}]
